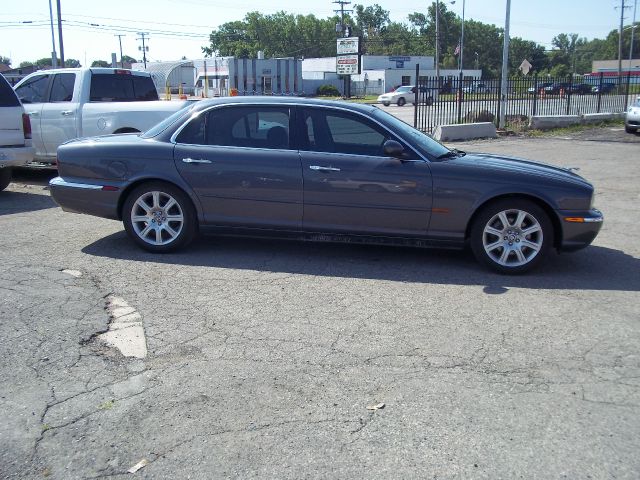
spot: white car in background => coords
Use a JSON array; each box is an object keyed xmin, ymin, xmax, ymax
[
  {"xmin": 625, "ymin": 96, "xmax": 640, "ymax": 134},
  {"xmin": 377, "ymin": 85, "xmax": 436, "ymax": 107},
  {"xmin": 0, "ymin": 74, "xmax": 33, "ymax": 191}
]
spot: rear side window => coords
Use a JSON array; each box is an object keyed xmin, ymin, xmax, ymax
[
  {"xmin": 15, "ymin": 74, "xmax": 50, "ymax": 104},
  {"xmin": 49, "ymin": 73, "xmax": 76, "ymax": 102},
  {"xmin": 90, "ymin": 73, "xmax": 158, "ymax": 102},
  {"xmin": 0, "ymin": 74, "xmax": 20, "ymax": 107}
]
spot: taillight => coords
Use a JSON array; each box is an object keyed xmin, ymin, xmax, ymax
[{"xmin": 22, "ymin": 113, "xmax": 32, "ymax": 140}]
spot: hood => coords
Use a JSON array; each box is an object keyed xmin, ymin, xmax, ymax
[{"xmin": 453, "ymin": 152, "xmax": 592, "ymax": 188}]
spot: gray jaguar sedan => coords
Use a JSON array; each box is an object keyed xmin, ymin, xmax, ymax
[{"xmin": 49, "ymin": 97, "xmax": 603, "ymax": 273}]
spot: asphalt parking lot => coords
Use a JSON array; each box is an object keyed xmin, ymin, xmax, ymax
[{"xmin": 1, "ymin": 128, "xmax": 639, "ymax": 479}]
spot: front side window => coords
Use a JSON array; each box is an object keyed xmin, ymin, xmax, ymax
[
  {"xmin": 302, "ymin": 109, "xmax": 388, "ymax": 157},
  {"xmin": 206, "ymin": 107, "xmax": 290, "ymax": 149},
  {"xmin": 49, "ymin": 73, "xmax": 76, "ymax": 102},
  {"xmin": 16, "ymin": 74, "xmax": 50, "ymax": 104}
]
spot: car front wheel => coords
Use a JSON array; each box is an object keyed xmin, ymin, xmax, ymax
[
  {"xmin": 470, "ymin": 199, "xmax": 552, "ymax": 274},
  {"xmin": 397, "ymin": 97, "xmax": 406, "ymax": 107},
  {"xmin": 382, "ymin": 102, "xmax": 390, "ymax": 106},
  {"xmin": 625, "ymin": 124, "xmax": 637, "ymax": 134},
  {"xmin": 123, "ymin": 182, "xmax": 197, "ymax": 253}
]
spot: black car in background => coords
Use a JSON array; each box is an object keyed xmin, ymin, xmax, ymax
[
  {"xmin": 544, "ymin": 82, "xmax": 572, "ymax": 95},
  {"xmin": 568, "ymin": 83, "xmax": 594, "ymax": 95},
  {"xmin": 527, "ymin": 82, "xmax": 553, "ymax": 94},
  {"xmin": 49, "ymin": 97, "xmax": 603, "ymax": 274}
]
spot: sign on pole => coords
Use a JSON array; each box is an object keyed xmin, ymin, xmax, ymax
[
  {"xmin": 519, "ymin": 59, "xmax": 532, "ymax": 76},
  {"xmin": 336, "ymin": 37, "xmax": 360, "ymax": 75}
]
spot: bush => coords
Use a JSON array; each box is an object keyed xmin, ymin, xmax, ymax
[
  {"xmin": 463, "ymin": 110, "xmax": 496, "ymax": 123},
  {"xmin": 317, "ymin": 84, "xmax": 340, "ymax": 97}
]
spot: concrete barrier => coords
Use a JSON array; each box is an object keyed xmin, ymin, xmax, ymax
[
  {"xmin": 581, "ymin": 112, "xmax": 624, "ymax": 124},
  {"xmin": 529, "ymin": 115, "xmax": 581, "ymax": 130},
  {"xmin": 432, "ymin": 122, "xmax": 497, "ymax": 141}
]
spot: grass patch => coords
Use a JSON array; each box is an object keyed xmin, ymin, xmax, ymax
[
  {"xmin": 98, "ymin": 399, "xmax": 115, "ymax": 410},
  {"xmin": 523, "ymin": 119, "xmax": 624, "ymax": 137}
]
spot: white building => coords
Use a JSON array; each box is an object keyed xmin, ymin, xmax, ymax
[{"xmin": 302, "ymin": 55, "xmax": 482, "ymax": 95}]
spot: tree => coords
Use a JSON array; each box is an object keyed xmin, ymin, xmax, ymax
[
  {"xmin": 91, "ymin": 60, "xmax": 110, "ymax": 67},
  {"xmin": 0, "ymin": 56, "xmax": 10, "ymax": 67},
  {"xmin": 121, "ymin": 55, "xmax": 138, "ymax": 64}
]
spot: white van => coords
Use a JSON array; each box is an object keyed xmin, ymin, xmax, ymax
[{"xmin": 0, "ymin": 73, "xmax": 34, "ymax": 191}]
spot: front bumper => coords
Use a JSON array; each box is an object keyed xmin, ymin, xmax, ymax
[
  {"xmin": 557, "ymin": 208, "xmax": 604, "ymax": 252},
  {"xmin": 0, "ymin": 145, "xmax": 35, "ymax": 168},
  {"xmin": 49, "ymin": 176, "xmax": 121, "ymax": 220}
]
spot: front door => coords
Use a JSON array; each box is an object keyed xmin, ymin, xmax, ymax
[
  {"xmin": 298, "ymin": 107, "xmax": 432, "ymax": 237},
  {"xmin": 174, "ymin": 105, "xmax": 303, "ymax": 230},
  {"xmin": 14, "ymin": 73, "xmax": 51, "ymax": 158}
]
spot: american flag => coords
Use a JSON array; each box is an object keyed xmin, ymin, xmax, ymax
[{"xmin": 454, "ymin": 43, "xmax": 461, "ymax": 56}]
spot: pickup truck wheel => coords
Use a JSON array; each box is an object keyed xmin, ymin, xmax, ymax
[
  {"xmin": 0, "ymin": 168, "xmax": 12, "ymax": 191},
  {"xmin": 470, "ymin": 199, "xmax": 552, "ymax": 274},
  {"xmin": 123, "ymin": 182, "xmax": 197, "ymax": 253}
]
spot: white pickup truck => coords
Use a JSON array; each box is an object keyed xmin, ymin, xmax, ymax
[{"xmin": 14, "ymin": 68, "xmax": 190, "ymax": 165}]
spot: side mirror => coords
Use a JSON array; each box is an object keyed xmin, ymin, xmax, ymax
[{"xmin": 383, "ymin": 139, "xmax": 404, "ymax": 158}]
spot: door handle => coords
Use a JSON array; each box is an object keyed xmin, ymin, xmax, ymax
[
  {"xmin": 182, "ymin": 158, "xmax": 212, "ymax": 164},
  {"xmin": 61, "ymin": 110, "xmax": 74, "ymax": 116},
  {"xmin": 27, "ymin": 111, "xmax": 39, "ymax": 116},
  {"xmin": 309, "ymin": 165, "xmax": 340, "ymax": 172}
]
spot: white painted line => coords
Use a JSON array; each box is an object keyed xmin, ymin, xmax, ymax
[
  {"xmin": 61, "ymin": 269, "xmax": 82, "ymax": 278},
  {"xmin": 98, "ymin": 295, "xmax": 148, "ymax": 359}
]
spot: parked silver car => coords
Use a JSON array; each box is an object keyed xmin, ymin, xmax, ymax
[{"xmin": 625, "ymin": 96, "xmax": 640, "ymax": 134}]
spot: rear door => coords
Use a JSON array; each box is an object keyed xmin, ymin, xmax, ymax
[
  {"xmin": 15, "ymin": 73, "xmax": 50, "ymax": 156},
  {"xmin": 41, "ymin": 72, "xmax": 78, "ymax": 156},
  {"xmin": 174, "ymin": 105, "xmax": 303, "ymax": 230}
]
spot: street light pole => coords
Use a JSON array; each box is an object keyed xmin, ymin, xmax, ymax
[
  {"xmin": 460, "ymin": 0, "xmax": 465, "ymax": 71},
  {"xmin": 499, "ymin": 0, "xmax": 511, "ymax": 129},
  {"xmin": 435, "ymin": 0, "xmax": 440, "ymax": 81},
  {"xmin": 48, "ymin": 0, "xmax": 57, "ymax": 68}
]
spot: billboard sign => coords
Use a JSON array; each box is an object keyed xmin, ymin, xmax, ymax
[
  {"xmin": 337, "ymin": 37, "xmax": 359, "ymax": 55},
  {"xmin": 336, "ymin": 55, "xmax": 360, "ymax": 75}
]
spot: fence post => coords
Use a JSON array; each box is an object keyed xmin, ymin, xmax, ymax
[
  {"xmin": 566, "ymin": 75, "xmax": 573, "ymax": 115},
  {"xmin": 624, "ymin": 71, "xmax": 631, "ymax": 111},
  {"xmin": 414, "ymin": 64, "xmax": 419, "ymax": 129},
  {"xmin": 596, "ymin": 72, "xmax": 603, "ymax": 113},
  {"xmin": 457, "ymin": 71, "xmax": 463, "ymax": 123},
  {"xmin": 532, "ymin": 75, "xmax": 538, "ymax": 117},
  {"xmin": 496, "ymin": 77, "xmax": 502, "ymax": 128}
]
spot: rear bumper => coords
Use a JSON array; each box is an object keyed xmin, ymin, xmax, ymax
[
  {"xmin": 49, "ymin": 176, "xmax": 121, "ymax": 220},
  {"xmin": 0, "ymin": 146, "xmax": 34, "ymax": 168},
  {"xmin": 557, "ymin": 208, "xmax": 603, "ymax": 252}
]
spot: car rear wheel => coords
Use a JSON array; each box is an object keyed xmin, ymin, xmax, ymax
[
  {"xmin": 0, "ymin": 168, "xmax": 11, "ymax": 192},
  {"xmin": 382, "ymin": 102, "xmax": 390, "ymax": 107},
  {"xmin": 123, "ymin": 182, "xmax": 197, "ymax": 253},
  {"xmin": 470, "ymin": 199, "xmax": 552, "ymax": 274},
  {"xmin": 397, "ymin": 97, "xmax": 406, "ymax": 107}
]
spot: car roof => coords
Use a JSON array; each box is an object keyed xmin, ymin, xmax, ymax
[{"xmin": 189, "ymin": 96, "xmax": 380, "ymax": 115}]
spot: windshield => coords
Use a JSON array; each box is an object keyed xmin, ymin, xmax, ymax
[
  {"xmin": 372, "ymin": 108, "xmax": 450, "ymax": 159},
  {"xmin": 141, "ymin": 104, "xmax": 195, "ymax": 138}
]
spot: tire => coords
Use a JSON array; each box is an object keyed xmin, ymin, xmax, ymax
[
  {"xmin": 382, "ymin": 102, "xmax": 390, "ymax": 107},
  {"xmin": 397, "ymin": 97, "xmax": 406, "ymax": 107},
  {"xmin": 0, "ymin": 168, "xmax": 12, "ymax": 192},
  {"xmin": 122, "ymin": 181, "xmax": 197, "ymax": 253},
  {"xmin": 625, "ymin": 124, "xmax": 637, "ymax": 134},
  {"xmin": 470, "ymin": 198, "xmax": 553, "ymax": 274},
  {"xmin": 426, "ymin": 97, "xmax": 434, "ymax": 106}
]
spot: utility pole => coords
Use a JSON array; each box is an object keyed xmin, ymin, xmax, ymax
[
  {"xmin": 115, "ymin": 34, "xmax": 125, "ymax": 68},
  {"xmin": 499, "ymin": 0, "xmax": 511, "ymax": 129},
  {"xmin": 435, "ymin": 0, "xmax": 440, "ymax": 81},
  {"xmin": 137, "ymin": 32, "xmax": 149, "ymax": 68},
  {"xmin": 619, "ymin": 0, "xmax": 626, "ymax": 80},
  {"xmin": 460, "ymin": 0, "xmax": 466, "ymax": 71},
  {"xmin": 56, "ymin": 0, "xmax": 64, "ymax": 67},
  {"xmin": 333, "ymin": 0, "xmax": 352, "ymax": 97},
  {"xmin": 48, "ymin": 0, "xmax": 57, "ymax": 68}
]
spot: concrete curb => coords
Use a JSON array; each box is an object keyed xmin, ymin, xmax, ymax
[
  {"xmin": 530, "ymin": 113, "xmax": 625, "ymax": 129},
  {"xmin": 432, "ymin": 122, "xmax": 497, "ymax": 141}
]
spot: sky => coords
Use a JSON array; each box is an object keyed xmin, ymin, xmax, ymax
[{"xmin": 0, "ymin": 0, "xmax": 635, "ymax": 67}]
